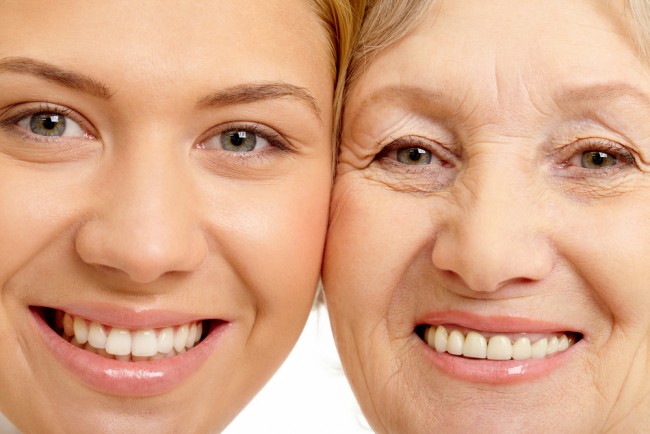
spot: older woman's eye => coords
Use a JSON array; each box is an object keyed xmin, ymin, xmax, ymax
[
  {"xmin": 580, "ymin": 151, "xmax": 617, "ymax": 169},
  {"xmin": 396, "ymin": 147, "xmax": 433, "ymax": 165},
  {"xmin": 201, "ymin": 128, "xmax": 271, "ymax": 152},
  {"xmin": 17, "ymin": 112, "xmax": 85, "ymax": 137}
]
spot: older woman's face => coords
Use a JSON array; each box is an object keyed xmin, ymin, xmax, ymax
[
  {"xmin": 324, "ymin": 0, "xmax": 650, "ymax": 432},
  {"xmin": 0, "ymin": 1, "xmax": 333, "ymax": 432}
]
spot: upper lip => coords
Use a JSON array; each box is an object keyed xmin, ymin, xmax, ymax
[
  {"xmin": 417, "ymin": 310, "xmax": 585, "ymax": 336},
  {"xmin": 35, "ymin": 302, "xmax": 221, "ymax": 329}
]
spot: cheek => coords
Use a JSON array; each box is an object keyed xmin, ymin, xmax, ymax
[
  {"xmin": 324, "ymin": 176, "xmax": 435, "ymax": 318},
  {"xmin": 0, "ymin": 166, "xmax": 89, "ymax": 283}
]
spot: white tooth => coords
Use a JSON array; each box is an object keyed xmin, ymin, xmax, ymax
[
  {"xmin": 531, "ymin": 338, "xmax": 548, "ymax": 359},
  {"xmin": 512, "ymin": 337, "xmax": 532, "ymax": 360},
  {"xmin": 447, "ymin": 330, "xmax": 464, "ymax": 355},
  {"xmin": 196, "ymin": 322, "xmax": 203, "ymax": 343},
  {"xmin": 88, "ymin": 322, "xmax": 108, "ymax": 349},
  {"xmin": 186, "ymin": 323, "xmax": 197, "ymax": 348},
  {"xmin": 165, "ymin": 348, "xmax": 178, "ymax": 358},
  {"xmin": 132, "ymin": 329, "xmax": 158, "ymax": 357},
  {"xmin": 547, "ymin": 336, "xmax": 559, "ymax": 355},
  {"xmin": 105, "ymin": 328, "xmax": 132, "ymax": 356},
  {"xmin": 463, "ymin": 331, "xmax": 487, "ymax": 359},
  {"xmin": 487, "ymin": 335, "xmax": 513, "ymax": 360},
  {"xmin": 174, "ymin": 324, "xmax": 189, "ymax": 352},
  {"xmin": 434, "ymin": 325, "xmax": 448, "ymax": 353},
  {"xmin": 73, "ymin": 316, "xmax": 89, "ymax": 344},
  {"xmin": 63, "ymin": 313, "xmax": 74, "ymax": 337},
  {"xmin": 157, "ymin": 327, "xmax": 174, "ymax": 353},
  {"xmin": 558, "ymin": 334, "xmax": 569, "ymax": 351}
]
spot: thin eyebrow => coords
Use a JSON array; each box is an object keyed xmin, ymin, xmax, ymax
[
  {"xmin": 197, "ymin": 82, "xmax": 322, "ymax": 121},
  {"xmin": 557, "ymin": 82, "xmax": 650, "ymax": 108},
  {"xmin": 0, "ymin": 57, "xmax": 113, "ymax": 99}
]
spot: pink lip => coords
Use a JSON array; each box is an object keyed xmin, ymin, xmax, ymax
[
  {"xmin": 418, "ymin": 311, "xmax": 584, "ymax": 384},
  {"xmin": 418, "ymin": 310, "xmax": 584, "ymax": 334},
  {"xmin": 56, "ymin": 302, "xmax": 211, "ymax": 328},
  {"xmin": 31, "ymin": 308, "xmax": 229, "ymax": 396}
]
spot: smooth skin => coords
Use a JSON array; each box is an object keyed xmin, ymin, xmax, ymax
[
  {"xmin": 0, "ymin": 1, "xmax": 333, "ymax": 432},
  {"xmin": 324, "ymin": 0, "xmax": 650, "ymax": 432}
]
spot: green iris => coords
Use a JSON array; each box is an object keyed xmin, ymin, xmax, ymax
[
  {"xmin": 30, "ymin": 113, "xmax": 66, "ymax": 136},
  {"xmin": 397, "ymin": 147, "xmax": 432, "ymax": 165},
  {"xmin": 220, "ymin": 130, "xmax": 257, "ymax": 152}
]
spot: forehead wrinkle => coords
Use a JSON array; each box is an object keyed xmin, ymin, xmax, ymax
[{"xmin": 0, "ymin": 56, "xmax": 113, "ymax": 99}]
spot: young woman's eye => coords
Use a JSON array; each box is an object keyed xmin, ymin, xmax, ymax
[
  {"xmin": 579, "ymin": 151, "xmax": 617, "ymax": 169},
  {"xmin": 396, "ymin": 147, "xmax": 433, "ymax": 165},
  {"xmin": 202, "ymin": 128, "xmax": 270, "ymax": 152},
  {"xmin": 17, "ymin": 112, "xmax": 85, "ymax": 138}
]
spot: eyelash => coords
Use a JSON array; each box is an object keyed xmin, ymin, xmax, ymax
[
  {"xmin": 0, "ymin": 102, "xmax": 95, "ymax": 142},
  {"xmin": 559, "ymin": 138, "xmax": 637, "ymax": 174},
  {"xmin": 376, "ymin": 136, "xmax": 456, "ymax": 169},
  {"xmin": 196, "ymin": 121, "xmax": 293, "ymax": 154}
]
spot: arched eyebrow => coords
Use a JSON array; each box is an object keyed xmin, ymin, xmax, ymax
[
  {"xmin": 0, "ymin": 56, "xmax": 113, "ymax": 99},
  {"xmin": 196, "ymin": 82, "xmax": 322, "ymax": 121}
]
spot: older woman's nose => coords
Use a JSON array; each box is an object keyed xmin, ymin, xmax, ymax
[
  {"xmin": 430, "ymin": 159, "xmax": 554, "ymax": 294},
  {"xmin": 75, "ymin": 148, "xmax": 208, "ymax": 284}
]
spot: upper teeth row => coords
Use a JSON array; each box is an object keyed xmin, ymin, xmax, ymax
[
  {"xmin": 424, "ymin": 325, "xmax": 574, "ymax": 361},
  {"xmin": 59, "ymin": 312, "xmax": 203, "ymax": 359}
]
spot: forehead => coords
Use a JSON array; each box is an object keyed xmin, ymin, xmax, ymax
[
  {"xmin": 0, "ymin": 0, "xmax": 331, "ymax": 101},
  {"xmin": 347, "ymin": 0, "xmax": 648, "ymax": 122}
]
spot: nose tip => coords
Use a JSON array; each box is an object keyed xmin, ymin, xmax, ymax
[
  {"xmin": 75, "ymin": 219, "xmax": 208, "ymax": 283},
  {"xmin": 431, "ymin": 165, "xmax": 555, "ymax": 294}
]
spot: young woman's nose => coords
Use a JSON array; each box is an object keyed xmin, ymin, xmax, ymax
[
  {"xmin": 431, "ymin": 158, "xmax": 554, "ymax": 294},
  {"xmin": 75, "ymin": 148, "xmax": 208, "ymax": 284}
]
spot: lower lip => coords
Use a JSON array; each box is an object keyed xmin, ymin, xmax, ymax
[
  {"xmin": 31, "ymin": 309, "xmax": 228, "ymax": 397},
  {"xmin": 421, "ymin": 336, "xmax": 582, "ymax": 384}
]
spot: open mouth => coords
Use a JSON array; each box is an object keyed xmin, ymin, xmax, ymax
[
  {"xmin": 37, "ymin": 307, "xmax": 214, "ymax": 362},
  {"xmin": 415, "ymin": 324, "xmax": 583, "ymax": 361}
]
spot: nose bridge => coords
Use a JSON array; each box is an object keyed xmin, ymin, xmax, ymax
[
  {"xmin": 76, "ymin": 136, "xmax": 207, "ymax": 283},
  {"xmin": 432, "ymin": 151, "xmax": 553, "ymax": 293}
]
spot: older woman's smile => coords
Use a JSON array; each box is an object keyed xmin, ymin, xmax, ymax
[{"xmin": 323, "ymin": 0, "xmax": 650, "ymax": 431}]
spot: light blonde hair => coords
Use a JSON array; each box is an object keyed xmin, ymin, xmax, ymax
[
  {"xmin": 310, "ymin": 0, "xmax": 365, "ymax": 147},
  {"xmin": 346, "ymin": 0, "xmax": 650, "ymax": 105}
]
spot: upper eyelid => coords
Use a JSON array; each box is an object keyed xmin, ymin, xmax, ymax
[
  {"xmin": 198, "ymin": 121, "xmax": 294, "ymax": 152},
  {"xmin": 0, "ymin": 102, "xmax": 94, "ymax": 136}
]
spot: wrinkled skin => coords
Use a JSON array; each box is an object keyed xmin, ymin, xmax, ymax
[{"xmin": 324, "ymin": 0, "xmax": 650, "ymax": 432}]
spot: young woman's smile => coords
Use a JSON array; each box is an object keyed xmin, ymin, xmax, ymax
[{"xmin": 0, "ymin": 0, "xmax": 337, "ymax": 432}]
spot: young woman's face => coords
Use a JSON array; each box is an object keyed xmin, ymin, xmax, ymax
[
  {"xmin": 324, "ymin": 0, "xmax": 650, "ymax": 432},
  {"xmin": 0, "ymin": 1, "xmax": 333, "ymax": 432}
]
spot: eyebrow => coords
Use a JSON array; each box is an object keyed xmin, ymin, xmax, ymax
[
  {"xmin": 557, "ymin": 82, "xmax": 650, "ymax": 108},
  {"xmin": 0, "ymin": 56, "xmax": 323, "ymax": 120},
  {"xmin": 0, "ymin": 56, "xmax": 113, "ymax": 99},
  {"xmin": 197, "ymin": 82, "xmax": 322, "ymax": 121}
]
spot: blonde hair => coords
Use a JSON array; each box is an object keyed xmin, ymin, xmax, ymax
[
  {"xmin": 346, "ymin": 0, "xmax": 650, "ymax": 104},
  {"xmin": 310, "ymin": 0, "xmax": 365, "ymax": 147}
]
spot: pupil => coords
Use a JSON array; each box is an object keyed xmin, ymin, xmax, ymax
[
  {"xmin": 409, "ymin": 148, "xmax": 421, "ymax": 161},
  {"xmin": 43, "ymin": 115, "xmax": 58, "ymax": 130},
  {"xmin": 592, "ymin": 152, "xmax": 606, "ymax": 166},
  {"xmin": 229, "ymin": 131, "xmax": 246, "ymax": 147}
]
